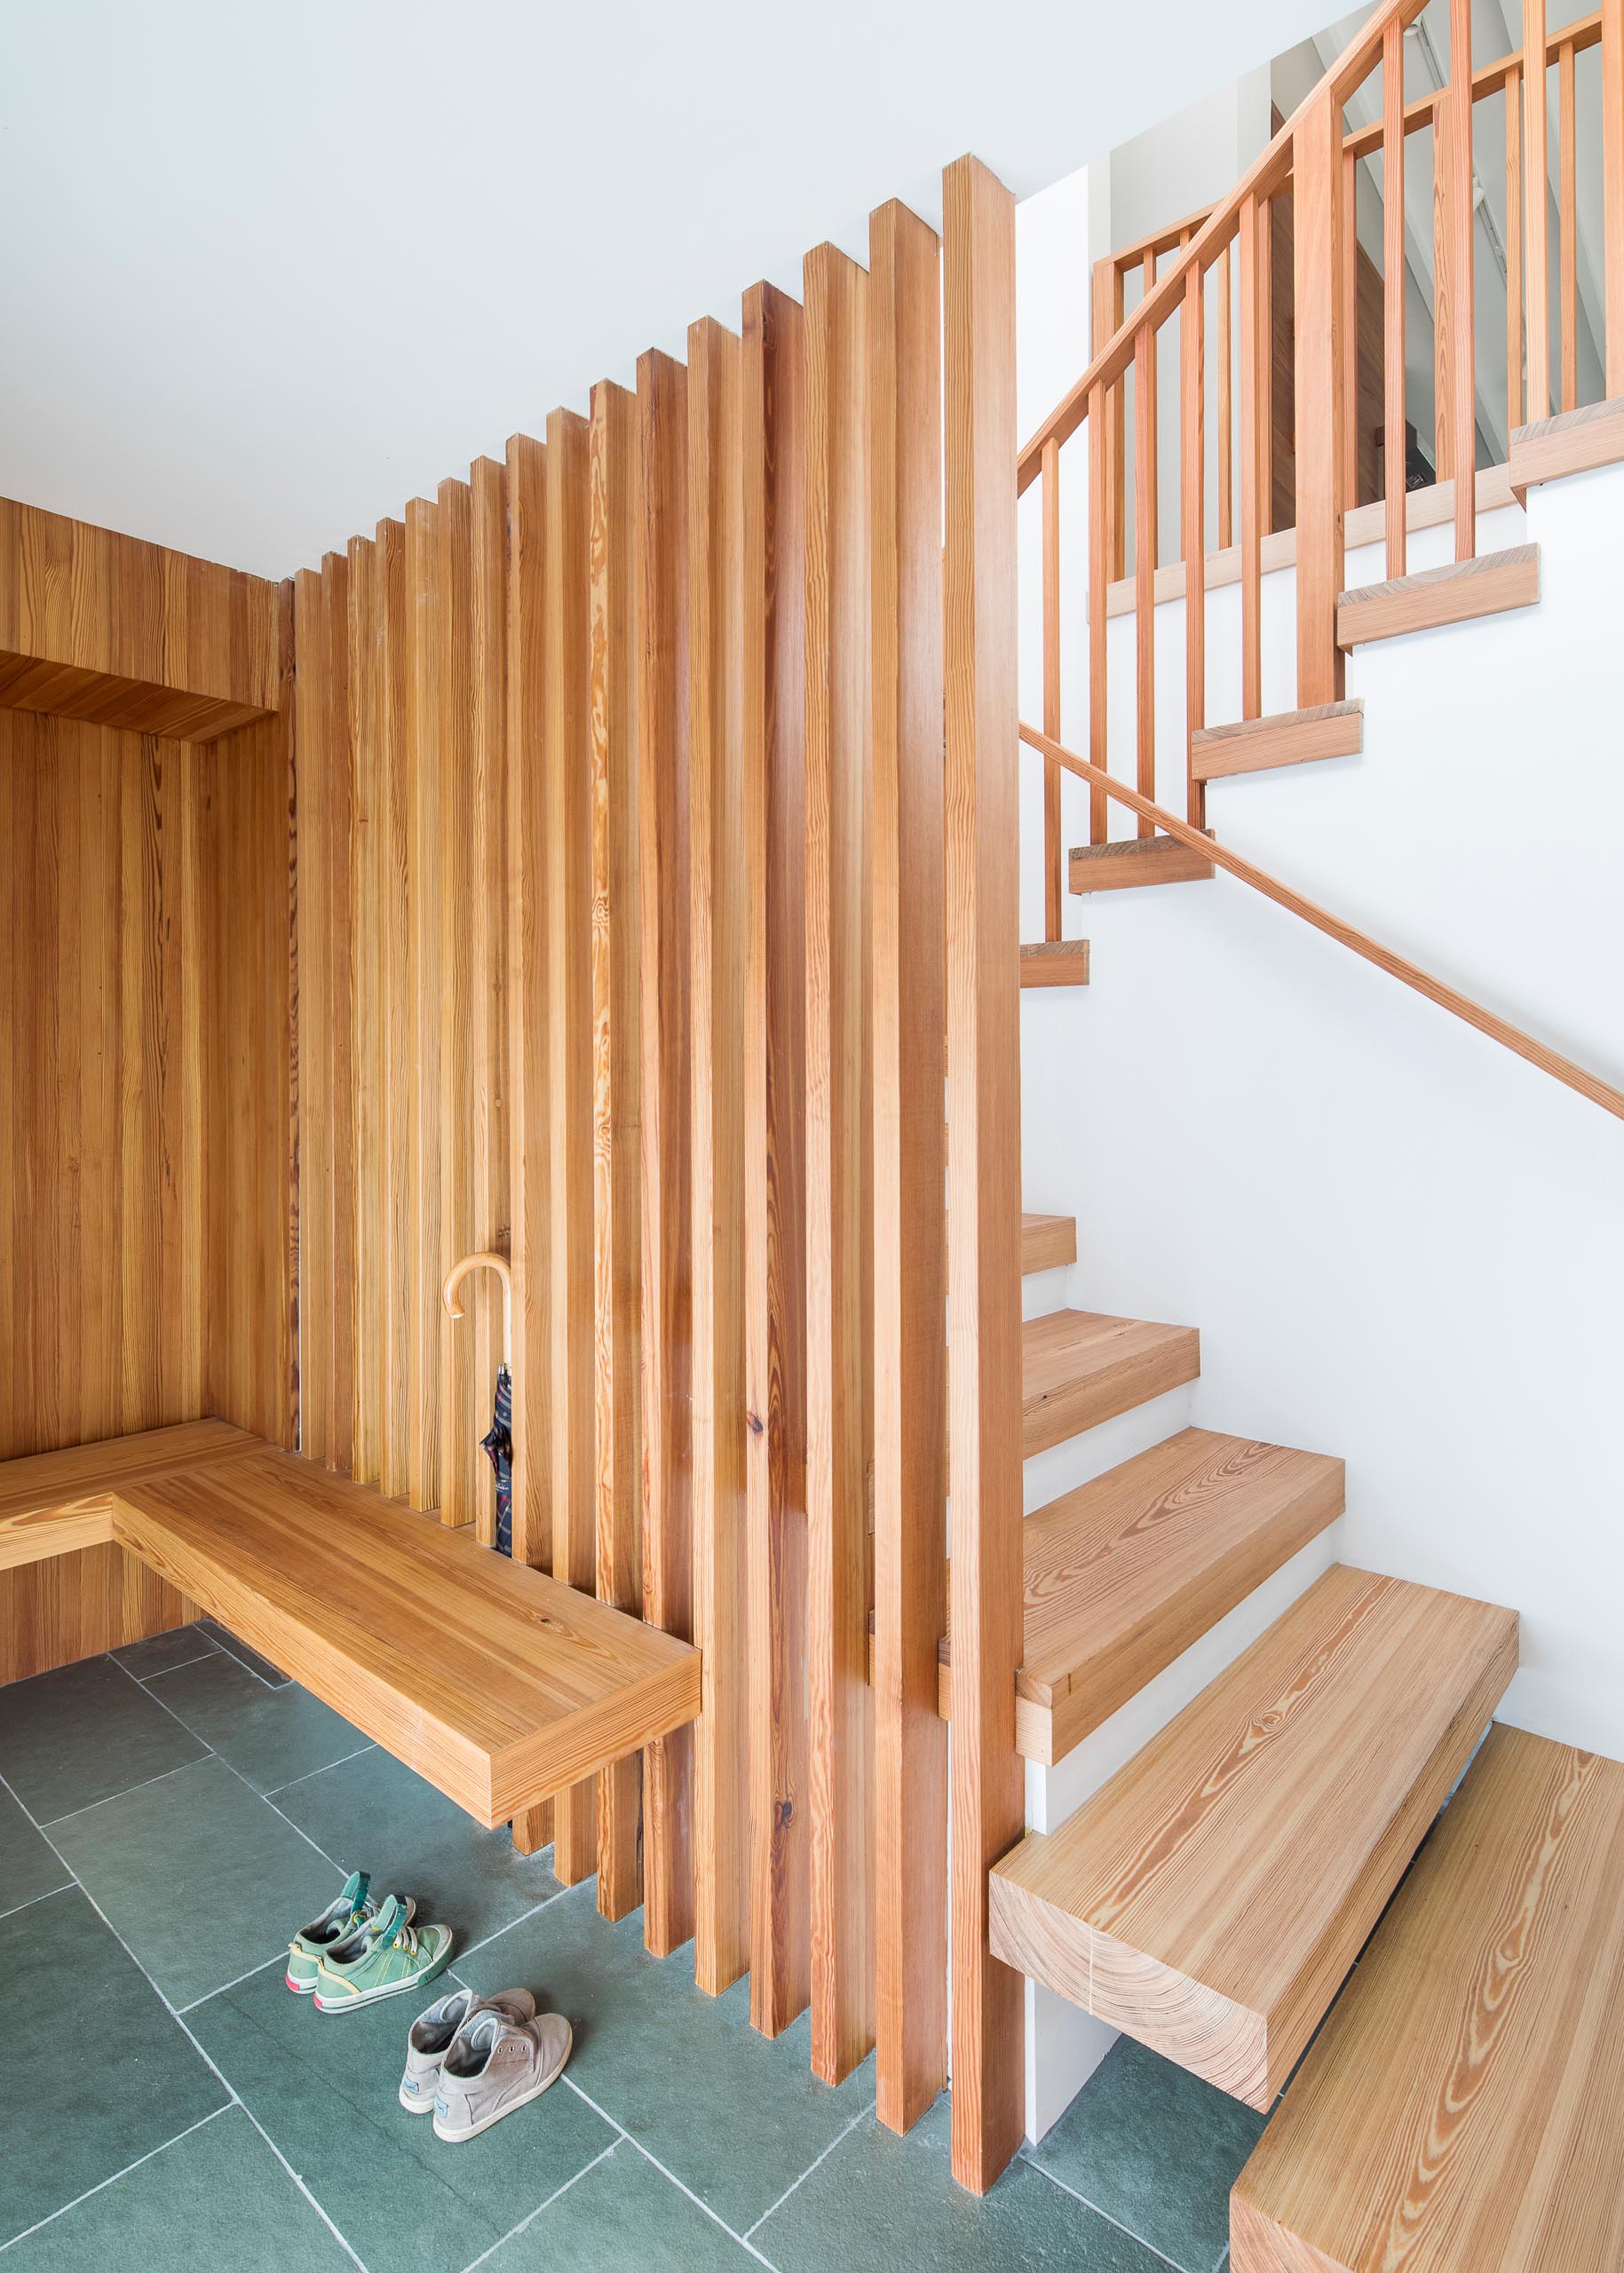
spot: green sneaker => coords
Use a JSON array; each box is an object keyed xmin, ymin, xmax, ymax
[
  {"xmin": 313, "ymin": 1895, "xmax": 453, "ymax": 2015},
  {"xmin": 286, "ymin": 1871, "xmax": 376, "ymax": 1995}
]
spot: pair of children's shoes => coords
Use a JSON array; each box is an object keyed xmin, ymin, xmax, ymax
[
  {"xmin": 287, "ymin": 1872, "xmax": 456, "ymax": 2013},
  {"xmin": 400, "ymin": 1984, "xmax": 574, "ymax": 2142}
]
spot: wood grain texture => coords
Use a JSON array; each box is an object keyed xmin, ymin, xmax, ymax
[
  {"xmin": 0, "ymin": 1422, "xmax": 262, "ymax": 1564},
  {"xmin": 1449, "ymin": 0, "xmax": 1477, "ymax": 560},
  {"xmin": 990, "ymin": 1564, "xmax": 1517, "ymax": 2108},
  {"xmin": 545, "ymin": 408, "xmax": 598, "ymax": 1887},
  {"xmin": 868, "ymin": 196, "xmax": 947, "ymax": 2134},
  {"xmin": 322, "ymin": 553, "xmax": 356, "ymax": 1479},
  {"xmin": 372, "ymin": 522, "xmax": 412, "ymax": 1501},
  {"xmin": 1020, "ymin": 1215, "xmax": 1076, "ymax": 1274},
  {"xmin": 942, "ymin": 153, "xmax": 1025, "ymax": 2197},
  {"xmin": 1509, "ymin": 393, "xmax": 1624, "ymax": 500},
  {"xmin": 589, "ymin": 381, "xmax": 644, "ymax": 1922},
  {"xmin": 1021, "ymin": 1310, "xmax": 1200, "ymax": 1457},
  {"xmin": 804, "ymin": 239, "xmax": 875, "ymax": 2083},
  {"xmin": 635, "ymin": 350, "xmax": 696, "ymax": 1960},
  {"xmin": 1231, "ymin": 1723, "xmax": 1624, "ymax": 2273},
  {"xmin": 742, "ymin": 280, "xmax": 812, "ymax": 2039},
  {"xmin": 1293, "ymin": 94, "xmax": 1347, "ymax": 707},
  {"xmin": 1384, "ymin": 14, "xmax": 1409, "ymax": 577},
  {"xmin": 400, "ymin": 505, "xmax": 442, "ymax": 1510},
  {"xmin": 1525, "ymin": 0, "xmax": 1552, "ymax": 424},
  {"xmin": 347, "ymin": 535, "xmax": 382, "ymax": 1488},
  {"xmin": 1606, "ymin": 0, "xmax": 1624, "ymax": 395},
  {"xmin": 1068, "ymin": 836, "xmax": 1214, "ymax": 892},
  {"xmin": 1336, "ymin": 543, "xmax": 1540, "ymax": 645},
  {"xmin": 1191, "ymin": 702, "xmax": 1363, "ymax": 780},
  {"xmin": 1018, "ymin": 941, "xmax": 1091, "ymax": 987},
  {"xmin": 293, "ymin": 566, "xmax": 333, "ymax": 1467}
]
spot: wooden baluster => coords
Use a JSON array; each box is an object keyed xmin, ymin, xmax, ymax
[
  {"xmin": 1505, "ymin": 59, "xmax": 1525, "ymax": 437},
  {"xmin": 1383, "ymin": 13, "xmax": 1408, "ymax": 577},
  {"xmin": 1257, "ymin": 196, "xmax": 1275, "ymax": 535},
  {"xmin": 1450, "ymin": 0, "xmax": 1477, "ymax": 559},
  {"xmin": 1182, "ymin": 261, "xmax": 1206, "ymax": 831},
  {"xmin": 1606, "ymin": 0, "xmax": 1624, "ymax": 395},
  {"xmin": 1525, "ymin": 0, "xmax": 1550, "ymax": 423},
  {"xmin": 1559, "ymin": 39, "xmax": 1578, "ymax": 412},
  {"xmin": 1091, "ymin": 257, "xmax": 1127, "ymax": 581},
  {"xmin": 1217, "ymin": 241, "xmax": 1234, "ymax": 551},
  {"xmin": 1343, "ymin": 147, "xmax": 1360, "ymax": 511},
  {"xmin": 1295, "ymin": 91, "xmax": 1347, "ymax": 710},
  {"xmin": 1434, "ymin": 92, "xmax": 1455, "ymax": 487},
  {"xmin": 1134, "ymin": 250, "xmax": 1157, "ymax": 836},
  {"xmin": 1087, "ymin": 381, "xmax": 1109, "ymax": 844},
  {"xmin": 1240, "ymin": 194, "xmax": 1263, "ymax": 720},
  {"xmin": 1042, "ymin": 437, "xmax": 1062, "ymax": 938}
]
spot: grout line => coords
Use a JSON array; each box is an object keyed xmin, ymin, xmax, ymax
[
  {"xmin": 200, "ymin": 1626, "xmax": 290, "ymax": 1688},
  {"xmin": 178, "ymin": 1951, "xmax": 286, "ymax": 2014},
  {"xmin": 39, "ymin": 1753, "xmax": 210, "ymax": 1828},
  {"xmin": 0, "ymin": 1881, "xmax": 75, "ymax": 1927},
  {"xmin": 263, "ymin": 1742, "xmax": 376, "ymax": 1797},
  {"xmin": 560, "ymin": 2074, "xmax": 780, "ymax": 2269},
  {"xmin": 0, "ymin": 2103, "xmax": 234, "ymax": 2256},
  {"xmin": 134, "ymin": 1649, "xmax": 222, "ymax": 1681},
  {"xmin": 451, "ymin": 2142, "xmax": 619, "ymax": 2273},
  {"xmin": 0, "ymin": 1767, "xmax": 371, "ymax": 2273},
  {"xmin": 452, "ymin": 1881, "xmax": 574, "ymax": 1965},
  {"xmin": 1028, "ymin": 2157, "xmax": 1186, "ymax": 2272},
  {"xmin": 742, "ymin": 2097, "xmax": 874, "ymax": 2238}
]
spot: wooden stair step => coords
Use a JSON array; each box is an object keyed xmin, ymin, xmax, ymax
[
  {"xmin": 988, "ymin": 1563, "xmax": 1517, "ymax": 2109},
  {"xmin": 1336, "ymin": 543, "xmax": 1540, "ymax": 647},
  {"xmin": 1069, "ymin": 836, "xmax": 1214, "ymax": 893},
  {"xmin": 1021, "ymin": 1212, "xmax": 1076, "ymax": 1275},
  {"xmin": 1191, "ymin": 701, "xmax": 1363, "ymax": 781},
  {"xmin": 1232, "ymin": 1723, "xmax": 1624, "ymax": 2272},
  {"xmin": 1020, "ymin": 940, "xmax": 1091, "ymax": 987},
  {"xmin": 1509, "ymin": 392, "xmax": 1624, "ymax": 504},
  {"xmin": 1022, "ymin": 1308, "xmax": 1200, "ymax": 1458}
]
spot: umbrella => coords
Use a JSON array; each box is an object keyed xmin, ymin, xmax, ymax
[{"xmin": 441, "ymin": 1251, "xmax": 515, "ymax": 1556}]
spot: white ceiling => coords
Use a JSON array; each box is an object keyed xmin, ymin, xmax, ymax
[{"xmin": 3, "ymin": 0, "xmax": 1335, "ymax": 577}]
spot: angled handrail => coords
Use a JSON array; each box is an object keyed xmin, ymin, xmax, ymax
[{"xmin": 1020, "ymin": 724, "xmax": 1624, "ymax": 1123}]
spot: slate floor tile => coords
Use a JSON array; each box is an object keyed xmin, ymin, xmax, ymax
[
  {"xmin": 0, "ymin": 1780, "xmax": 72, "ymax": 1915},
  {"xmin": 146, "ymin": 1651, "xmax": 369, "ymax": 1794},
  {"xmin": 111, "ymin": 1620, "xmax": 220, "ymax": 1679},
  {"xmin": 0, "ymin": 1888, "xmax": 228, "ymax": 2245},
  {"xmin": 756, "ymin": 2096, "xmax": 1168, "ymax": 2272},
  {"xmin": 483, "ymin": 2135, "xmax": 756, "ymax": 2269},
  {"xmin": 49, "ymin": 1755, "xmax": 335, "ymax": 2008},
  {"xmin": 189, "ymin": 1963, "xmax": 614, "ymax": 2273},
  {"xmin": 459, "ymin": 1881, "xmax": 875, "ymax": 2236},
  {"xmin": 275, "ymin": 1744, "xmax": 560, "ymax": 1954},
  {"xmin": 1030, "ymin": 2033, "xmax": 1266, "ymax": 2273},
  {"xmin": 0, "ymin": 1654, "xmax": 207, "ymax": 1822},
  {"xmin": 199, "ymin": 1618, "xmax": 291, "ymax": 1686},
  {"xmin": 0, "ymin": 2106, "xmax": 353, "ymax": 2271}
]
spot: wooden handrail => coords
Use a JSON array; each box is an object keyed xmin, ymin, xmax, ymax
[{"xmin": 1019, "ymin": 725, "xmax": 1624, "ymax": 1123}]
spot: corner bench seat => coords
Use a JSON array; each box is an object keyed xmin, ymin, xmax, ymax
[{"xmin": 0, "ymin": 1422, "xmax": 701, "ymax": 1828}]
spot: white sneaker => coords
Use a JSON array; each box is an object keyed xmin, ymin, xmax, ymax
[
  {"xmin": 399, "ymin": 1985, "xmax": 536, "ymax": 2113},
  {"xmin": 432, "ymin": 2008, "xmax": 574, "ymax": 2142}
]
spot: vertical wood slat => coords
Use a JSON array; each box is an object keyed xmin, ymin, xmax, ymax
[
  {"xmin": 1605, "ymin": 0, "xmax": 1624, "ymax": 394},
  {"xmin": 323, "ymin": 555, "xmax": 356, "ymax": 1478},
  {"xmin": 1450, "ymin": 0, "xmax": 1477, "ymax": 560},
  {"xmin": 1134, "ymin": 250, "xmax": 1157, "ymax": 836},
  {"xmin": 1087, "ymin": 384, "xmax": 1109, "ymax": 845},
  {"xmin": 868, "ymin": 196, "xmax": 947, "ymax": 2136},
  {"xmin": 1384, "ymin": 16, "xmax": 1409, "ymax": 578},
  {"xmin": 1217, "ymin": 242, "xmax": 1234, "ymax": 551},
  {"xmin": 436, "ymin": 476, "xmax": 483, "ymax": 1527},
  {"xmin": 636, "ymin": 348, "xmax": 696, "ymax": 1960},
  {"xmin": 1342, "ymin": 149, "xmax": 1360, "ymax": 514},
  {"xmin": 469, "ymin": 455, "xmax": 510, "ymax": 1543},
  {"xmin": 942, "ymin": 151, "xmax": 1024, "ymax": 2199},
  {"xmin": 504, "ymin": 433, "xmax": 551, "ymax": 1571},
  {"xmin": 687, "ymin": 316, "xmax": 751, "ymax": 1996},
  {"xmin": 1182, "ymin": 263, "xmax": 1206, "ymax": 831},
  {"xmin": 741, "ymin": 279, "xmax": 812, "ymax": 2039},
  {"xmin": 1505, "ymin": 61, "xmax": 1525, "ymax": 442},
  {"xmin": 1090, "ymin": 257, "xmax": 1127, "ymax": 581},
  {"xmin": 1525, "ymin": 0, "xmax": 1551, "ymax": 423},
  {"xmin": 347, "ymin": 535, "xmax": 381, "ymax": 1488},
  {"xmin": 374, "ymin": 519, "xmax": 412, "ymax": 1501},
  {"xmin": 1256, "ymin": 198, "xmax": 1275, "ymax": 535},
  {"xmin": 1240, "ymin": 195, "xmax": 1264, "ymax": 721},
  {"xmin": 1559, "ymin": 39, "xmax": 1579, "ymax": 411},
  {"xmin": 545, "ymin": 408, "xmax": 598, "ymax": 1887},
  {"xmin": 804, "ymin": 238, "xmax": 875, "ymax": 2086},
  {"xmin": 1041, "ymin": 437, "xmax": 1062, "ymax": 938},
  {"xmin": 405, "ymin": 499, "xmax": 442, "ymax": 1510},
  {"xmin": 589, "ymin": 381, "xmax": 644, "ymax": 1921},
  {"xmin": 292, "ymin": 567, "xmax": 331, "ymax": 1465},
  {"xmin": 1295, "ymin": 95, "xmax": 1347, "ymax": 711}
]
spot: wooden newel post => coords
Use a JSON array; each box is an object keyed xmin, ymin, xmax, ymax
[{"xmin": 1293, "ymin": 91, "xmax": 1346, "ymax": 710}]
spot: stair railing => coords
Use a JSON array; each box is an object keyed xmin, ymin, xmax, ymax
[{"xmin": 1020, "ymin": 0, "xmax": 1624, "ymax": 934}]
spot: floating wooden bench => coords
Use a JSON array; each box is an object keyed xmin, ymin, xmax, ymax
[
  {"xmin": 0, "ymin": 1423, "xmax": 701, "ymax": 1828},
  {"xmin": 1232, "ymin": 1723, "xmax": 1624, "ymax": 2271}
]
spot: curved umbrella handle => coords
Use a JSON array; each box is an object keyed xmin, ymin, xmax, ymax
[{"xmin": 441, "ymin": 1251, "xmax": 513, "ymax": 1367}]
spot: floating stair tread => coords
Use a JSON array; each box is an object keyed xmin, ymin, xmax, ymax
[
  {"xmin": 1191, "ymin": 702, "xmax": 1363, "ymax": 781},
  {"xmin": 1020, "ymin": 940, "xmax": 1091, "ymax": 987},
  {"xmin": 1232, "ymin": 1723, "xmax": 1624, "ymax": 2273},
  {"xmin": 1021, "ymin": 1309, "xmax": 1200, "ymax": 1459},
  {"xmin": 1337, "ymin": 544, "xmax": 1539, "ymax": 647},
  {"xmin": 1509, "ymin": 392, "xmax": 1624, "ymax": 503},
  {"xmin": 988, "ymin": 1564, "xmax": 1517, "ymax": 2108},
  {"xmin": 0, "ymin": 1420, "xmax": 265, "ymax": 1570},
  {"xmin": 1069, "ymin": 836, "xmax": 1214, "ymax": 892},
  {"xmin": 1021, "ymin": 1212, "xmax": 1077, "ymax": 1275}
]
